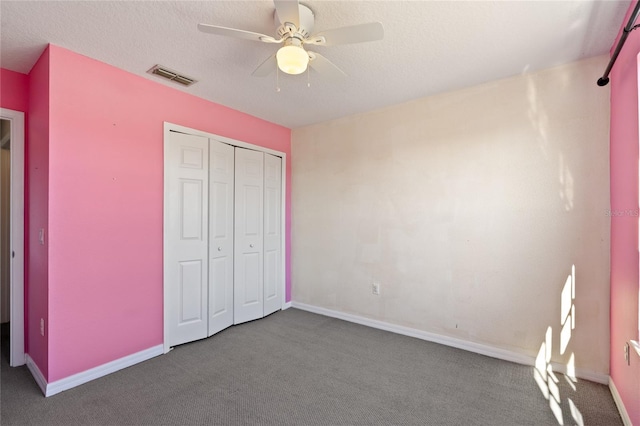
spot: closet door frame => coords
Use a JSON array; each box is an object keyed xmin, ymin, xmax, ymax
[{"xmin": 163, "ymin": 122, "xmax": 287, "ymax": 354}]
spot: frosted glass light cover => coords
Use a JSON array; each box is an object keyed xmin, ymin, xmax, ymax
[{"xmin": 276, "ymin": 45, "xmax": 309, "ymax": 75}]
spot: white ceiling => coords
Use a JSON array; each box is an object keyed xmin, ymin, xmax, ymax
[{"xmin": 0, "ymin": 0, "xmax": 631, "ymax": 129}]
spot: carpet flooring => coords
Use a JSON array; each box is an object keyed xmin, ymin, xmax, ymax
[{"xmin": 0, "ymin": 308, "xmax": 623, "ymax": 425}]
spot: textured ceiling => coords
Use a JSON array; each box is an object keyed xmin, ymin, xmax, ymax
[{"xmin": 0, "ymin": 0, "xmax": 631, "ymax": 128}]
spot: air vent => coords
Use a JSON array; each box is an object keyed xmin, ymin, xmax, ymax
[{"xmin": 147, "ymin": 65, "xmax": 197, "ymax": 87}]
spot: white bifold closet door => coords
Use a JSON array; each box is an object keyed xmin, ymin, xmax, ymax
[
  {"xmin": 233, "ymin": 149, "xmax": 282, "ymax": 324},
  {"xmin": 233, "ymin": 148, "xmax": 264, "ymax": 324},
  {"xmin": 165, "ymin": 132, "xmax": 211, "ymax": 347},
  {"xmin": 263, "ymin": 153, "xmax": 282, "ymax": 317},
  {"xmin": 165, "ymin": 131, "xmax": 282, "ymax": 348},
  {"xmin": 208, "ymin": 140, "xmax": 235, "ymax": 335}
]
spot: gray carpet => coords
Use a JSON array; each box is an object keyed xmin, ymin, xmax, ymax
[{"xmin": 0, "ymin": 308, "xmax": 623, "ymax": 425}]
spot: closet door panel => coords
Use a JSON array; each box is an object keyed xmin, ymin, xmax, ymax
[
  {"xmin": 165, "ymin": 132, "xmax": 209, "ymax": 347},
  {"xmin": 208, "ymin": 140, "xmax": 235, "ymax": 336},
  {"xmin": 263, "ymin": 153, "xmax": 282, "ymax": 316},
  {"xmin": 234, "ymin": 148, "xmax": 264, "ymax": 324}
]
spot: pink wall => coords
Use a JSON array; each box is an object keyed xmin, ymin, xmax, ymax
[
  {"xmin": 609, "ymin": 1, "xmax": 640, "ymax": 423},
  {"xmin": 26, "ymin": 47, "xmax": 51, "ymax": 378},
  {"xmin": 44, "ymin": 45, "xmax": 290, "ymax": 381},
  {"xmin": 1, "ymin": 68, "xmax": 29, "ymax": 112}
]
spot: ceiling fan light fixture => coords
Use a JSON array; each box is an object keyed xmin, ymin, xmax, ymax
[{"xmin": 276, "ymin": 45, "xmax": 309, "ymax": 75}]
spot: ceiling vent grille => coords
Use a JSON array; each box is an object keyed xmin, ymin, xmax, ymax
[{"xmin": 147, "ymin": 65, "xmax": 197, "ymax": 87}]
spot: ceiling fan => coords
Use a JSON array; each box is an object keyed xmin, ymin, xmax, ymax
[{"xmin": 197, "ymin": 0, "xmax": 384, "ymax": 80}]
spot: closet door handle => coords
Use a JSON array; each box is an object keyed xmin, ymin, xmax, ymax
[
  {"xmin": 249, "ymin": 244, "xmax": 254, "ymax": 248},
  {"xmin": 217, "ymin": 247, "xmax": 222, "ymax": 251}
]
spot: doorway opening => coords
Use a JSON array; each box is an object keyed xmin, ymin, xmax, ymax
[
  {"xmin": 1, "ymin": 118, "xmax": 10, "ymax": 364},
  {"xmin": 0, "ymin": 108, "xmax": 25, "ymax": 367}
]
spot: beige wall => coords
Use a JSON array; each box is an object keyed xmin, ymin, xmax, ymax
[{"xmin": 291, "ymin": 55, "xmax": 610, "ymax": 375}]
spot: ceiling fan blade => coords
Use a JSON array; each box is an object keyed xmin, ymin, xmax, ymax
[
  {"xmin": 252, "ymin": 54, "xmax": 277, "ymax": 77},
  {"xmin": 308, "ymin": 52, "xmax": 347, "ymax": 80},
  {"xmin": 306, "ymin": 22, "xmax": 384, "ymax": 46},
  {"xmin": 274, "ymin": 0, "xmax": 300, "ymax": 28},
  {"xmin": 197, "ymin": 23, "xmax": 281, "ymax": 43}
]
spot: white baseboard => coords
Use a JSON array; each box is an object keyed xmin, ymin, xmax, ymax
[
  {"xmin": 25, "ymin": 354, "xmax": 47, "ymax": 395},
  {"xmin": 548, "ymin": 360, "xmax": 609, "ymax": 385},
  {"xmin": 27, "ymin": 345, "xmax": 163, "ymax": 397},
  {"xmin": 609, "ymin": 378, "xmax": 632, "ymax": 426},
  {"xmin": 291, "ymin": 301, "xmax": 609, "ymax": 384},
  {"xmin": 282, "ymin": 301, "xmax": 292, "ymax": 310}
]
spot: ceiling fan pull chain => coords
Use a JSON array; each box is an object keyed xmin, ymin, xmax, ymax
[
  {"xmin": 276, "ymin": 65, "xmax": 281, "ymax": 92},
  {"xmin": 307, "ymin": 66, "xmax": 311, "ymax": 87}
]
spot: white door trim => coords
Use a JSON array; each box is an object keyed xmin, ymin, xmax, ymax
[
  {"xmin": 1, "ymin": 108, "xmax": 25, "ymax": 367},
  {"xmin": 163, "ymin": 122, "xmax": 288, "ymax": 354}
]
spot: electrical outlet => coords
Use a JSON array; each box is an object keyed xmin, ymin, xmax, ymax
[
  {"xmin": 40, "ymin": 318, "xmax": 45, "ymax": 337},
  {"xmin": 372, "ymin": 282, "xmax": 380, "ymax": 295},
  {"xmin": 39, "ymin": 228, "xmax": 45, "ymax": 245}
]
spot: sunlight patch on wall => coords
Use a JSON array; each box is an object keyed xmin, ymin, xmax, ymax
[
  {"xmin": 533, "ymin": 265, "xmax": 583, "ymax": 425},
  {"xmin": 534, "ymin": 326, "xmax": 553, "ymax": 401},
  {"xmin": 560, "ymin": 265, "xmax": 576, "ymax": 355},
  {"xmin": 565, "ymin": 352, "xmax": 576, "ymax": 391},
  {"xmin": 534, "ymin": 326, "xmax": 564, "ymax": 424}
]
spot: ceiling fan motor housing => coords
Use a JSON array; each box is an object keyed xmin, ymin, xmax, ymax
[{"xmin": 275, "ymin": 4, "xmax": 315, "ymax": 40}]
